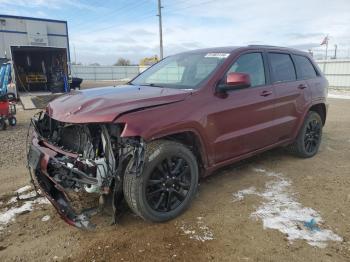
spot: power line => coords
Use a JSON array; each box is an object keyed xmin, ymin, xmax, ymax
[
  {"xmin": 164, "ymin": 0, "xmax": 217, "ymax": 15},
  {"xmin": 162, "ymin": 0, "xmax": 192, "ymax": 10},
  {"xmin": 80, "ymin": 13, "xmax": 156, "ymax": 35},
  {"xmin": 71, "ymin": 0, "xmax": 151, "ymax": 31},
  {"xmin": 71, "ymin": 0, "xmax": 220, "ymax": 61}
]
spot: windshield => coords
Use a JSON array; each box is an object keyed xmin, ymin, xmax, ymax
[{"xmin": 131, "ymin": 52, "xmax": 230, "ymax": 89}]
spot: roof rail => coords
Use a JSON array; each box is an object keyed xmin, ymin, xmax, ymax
[{"xmin": 247, "ymin": 45, "xmax": 283, "ymax": 48}]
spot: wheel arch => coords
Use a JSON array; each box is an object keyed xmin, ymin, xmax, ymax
[
  {"xmin": 150, "ymin": 130, "xmax": 208, "ymax": 175},
  {"xmin": 292, "ymin": 102, "xmax": 327, "ymax": 141},
  {"xmin": 308, "ymin": 103, "xmax": 327, "ymax": 125}
]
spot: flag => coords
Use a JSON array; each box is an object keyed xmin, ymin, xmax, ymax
[{"xmin": 320, "ymin": 36, "xmax": 329, "ymax": 46}]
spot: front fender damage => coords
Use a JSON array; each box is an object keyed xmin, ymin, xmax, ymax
[{"xmin": 27, "ymin": 112, "xmax": 146, "ymax": 229}]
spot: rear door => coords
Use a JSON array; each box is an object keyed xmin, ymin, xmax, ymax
[
  {"xmin": 209, "ymin": 52, "xmax": 276, "ymax": 163},
  {"xmin": 292, "ymin": 54, "xmax": 325, "ymax": 101},
  {"xmin": 267, "ymin": 52, "xmax": 311, "ymax": 142}
]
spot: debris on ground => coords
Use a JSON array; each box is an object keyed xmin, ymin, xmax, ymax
[
  {"xmin": 178, "ymin": 216, "xmax": 214, "ymax": 242},
  {"xmin": 41, "ymin": 215, "xmax": 51, "ymax": 222}
]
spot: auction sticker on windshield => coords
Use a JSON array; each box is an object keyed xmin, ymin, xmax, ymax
[{"xmin": 204, "ymin": 53, "xmax": 230, "ymax": 59}]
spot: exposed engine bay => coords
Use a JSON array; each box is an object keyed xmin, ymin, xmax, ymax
[{"xmin": 28, "ymin": 112, "xmax": 145, "ymax": 229}]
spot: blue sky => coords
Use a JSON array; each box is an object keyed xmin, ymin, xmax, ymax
[{"xmin": 1, "ymin": 0, "xmax": 349, "ymax": 64}]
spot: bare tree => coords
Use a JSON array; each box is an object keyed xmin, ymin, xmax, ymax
[{"xmin": 114, "ymin": 58, "xmax": 130, "ymax": 66}]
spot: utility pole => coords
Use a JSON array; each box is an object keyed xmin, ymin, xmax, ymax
[
  {"xmin": 334, "ymin": 44, "xmax": 337, "ymax": 59},
  {"xmin": 73, "ymin": 44, "xmax": 77, "ymax": 64},
  {"xmin": 157, "ymin": 0, "xmax": 164, "ymax": 59}
]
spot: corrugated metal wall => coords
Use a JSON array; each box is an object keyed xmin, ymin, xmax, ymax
[
  {"xmin": 70, "ymin": 65, "xmax": 141, "ymax": 81},
  {"xmin": 316, "ymin": 60, "xmax": 350, "ymax": 89},
  {"xmin": 71, "ymin": 60, "xmax": 350, "ymax": 89}
]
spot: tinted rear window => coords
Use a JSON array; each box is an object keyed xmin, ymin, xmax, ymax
[
  {"xmin": 268, "ymin": 53, "xmax": 296, "ymax": 82},
  {"xmin": 294, "ymin": 55, "xmax": 317, "ymax": 79}
]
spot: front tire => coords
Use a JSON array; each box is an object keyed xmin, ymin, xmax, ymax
[
  {"xmin": 123, "ymin": 140, "xmax": 199, "ymax": 222},
  {"xmin": 288, "ymin": 111, "xmax": 323, "ymax": 158}
]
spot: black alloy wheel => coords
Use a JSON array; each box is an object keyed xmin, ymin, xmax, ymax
[
  {"xmin": 304, "ymin": 118, "xmax": 321, "ymax": 154},
  {"xmin": 146, "ymin": 156, "xmax": 191, "ymax": 212},
  {"xmin": 123, "ymin": 140, "xmax": 199, "ymax": 222},
  {"xmin": 288, "ymin": 111, "xmax": 323, "ymax": 158}
]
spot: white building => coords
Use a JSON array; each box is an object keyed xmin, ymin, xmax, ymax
[
  {"xmin": 0, "ymin": 14, "xmax": 70, "ymax": 93},
  {"xmin": 0, "ymin": 14, "xmax": 69, "ymax": 60}
]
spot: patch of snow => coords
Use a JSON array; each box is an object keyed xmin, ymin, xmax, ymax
[
  {"xmin": 19, "ymin": 191, "xmax": 37, "ymax": 200},
  {"xmin": 7, "ymin": 191, "xmax": 37, "ymax": 204},
  {"xmin": 328, "ymin": 94, "xmax": 350, "ymax": 100},
  {"xmin": 232, "ymin": 187, "xmax": 257, "ymax": 202},
  {"xmin": 0, "ymin": 202, "xmax": 34, "ymax": 225},
  {"xmin": 0, "ymin": 197, "xmax": 50, "ymax": 228},
  {"xmin": 41, "ymin": 215, "xmax": 51, "ymax": 222},
  {"xmin": 252, "ymin": 167, "xmax": 266, "ymax": 173},
  {"xmin": 328, "ymin": 89, "xmax": 350, "ymax": 100},
  {"xmin": 179, "ymin": 217, "xmax": 214, "ymax": 242},
  {"xmin": 232, "ymin": 168, "xmax": 342, "ymax": 248},
  {"xmin": 7, "ymin": 197, "xmax": 17, "ymax": 204},
  {"xmin": 35, "ymin": 197, "xmax": 50, "ymax": 205},
  {"xmin": 15, "ymin": 185, "xmax": 31, "ymax": 194}
]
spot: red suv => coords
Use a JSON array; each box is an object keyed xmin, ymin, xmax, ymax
[{"xmin": 28, "ymin": 46, "xmax": 328, "ymax": 229}]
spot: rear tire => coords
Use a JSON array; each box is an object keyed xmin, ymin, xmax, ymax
[
  {"xmin": 288, "ymin": 111, "xmax": 323, "ymax": 158},
  {"xmin": 8, "ymin": 117, "xmax": 16, "ymax": 126},
  {"xmin": 123, "ymin": 140, "xmax": 199, "ymax": 222},
  {"xmin": 0, "ymin": 118, "xmax": 7, "ymax": 130}
]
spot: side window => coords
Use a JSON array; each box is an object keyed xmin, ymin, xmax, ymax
[
  {"xmin": 268, "ymin": 53, "xmax": 296, "ymax": 82},
  {"xmin": 227, "ymin": 53, "xmax": 265, "ymax": 87},
  {"xmin": 294, "ymin": 55, "xmax": 317, "ymax": 79}
]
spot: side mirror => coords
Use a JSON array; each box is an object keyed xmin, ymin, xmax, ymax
[{"xmin": 216, "ymin": 72, "xmax": 251, "ymax": 93}]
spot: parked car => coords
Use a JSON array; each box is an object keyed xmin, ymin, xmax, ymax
[{"xmin": 28, "ymin": 46, "xmax": 328, "ymax": 229}]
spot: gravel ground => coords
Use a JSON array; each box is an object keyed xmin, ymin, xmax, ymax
[{"xmin": 0, "ymin": 97, "xmax": 349, "ymax": 261}]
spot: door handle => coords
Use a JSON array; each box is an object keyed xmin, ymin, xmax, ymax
[
  {"xmin": 298, "ymin": 84, "xmax": 308, "ymax": 89},
  {"xmin": 260, "ymin": 90, "xmax": 272, "ymax": 97}
]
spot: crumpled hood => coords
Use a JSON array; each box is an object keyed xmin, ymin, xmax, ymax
[{"xmin": 47, "ymin": 85, "xmax": 191, "ymax": 123}]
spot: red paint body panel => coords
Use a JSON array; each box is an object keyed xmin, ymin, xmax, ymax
[
  {"xmin": 46, "ymin": 46, "xmax": 328, "ymax": 176},
  {"xmin": 47, "ymin": 85, "xmax": 191, "ymax": 123}
]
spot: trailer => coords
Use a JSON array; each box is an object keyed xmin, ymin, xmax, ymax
[
  {"xmin": 11, "ymin": 46, "xmax": 69, "ymax": 93},
  {"xmin": 0, "ymin": 14, "xmax": 70, "ymax": 96}
]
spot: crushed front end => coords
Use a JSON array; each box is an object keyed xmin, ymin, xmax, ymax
[{"xmin": 27, "ymin": 112, "xmax": 144, "ymax": 229}]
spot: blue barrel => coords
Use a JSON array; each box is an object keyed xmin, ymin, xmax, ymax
[{"xmin": 0, "ymin": 63, "xmax": 11, "ymax": 95}]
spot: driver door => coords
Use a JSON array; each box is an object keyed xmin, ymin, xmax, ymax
[{"xmin": 208, "ymin": 52, "xmax": 276, "ymax": 163}]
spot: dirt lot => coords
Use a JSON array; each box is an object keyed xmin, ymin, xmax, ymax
[{"xmin": 0, "ymin": 97, "xmax": 350, "ymax": 262}]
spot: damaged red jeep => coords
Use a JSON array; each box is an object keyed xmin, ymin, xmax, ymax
[{"xmin": 28, "ymin": 46, "xmax": 328, "ymax": 229}]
